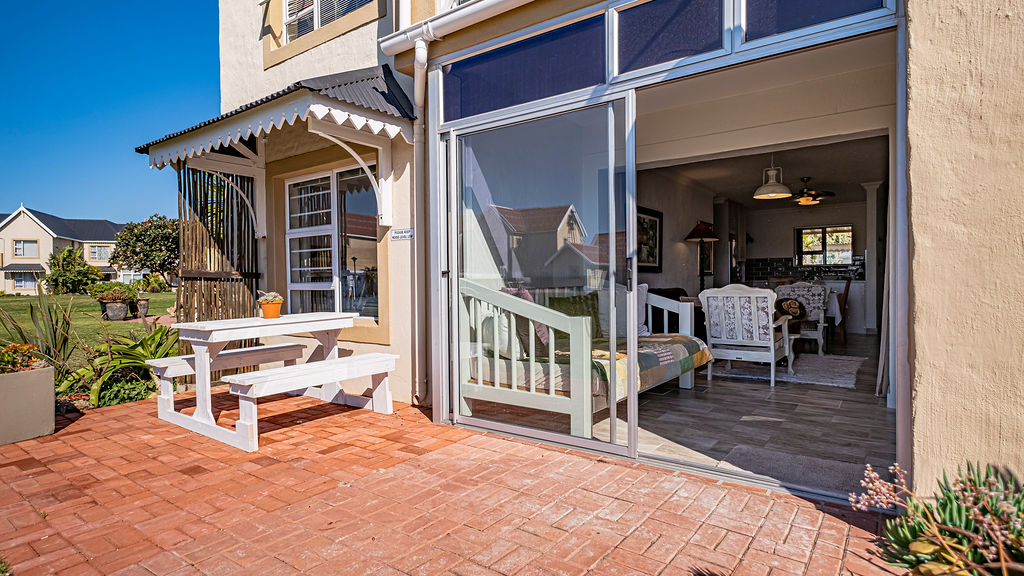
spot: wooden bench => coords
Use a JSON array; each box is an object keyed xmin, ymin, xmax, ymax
[
  {"xmin": 148, "ymin": 342, "xmax": 306, "ymax": 423},
  {"xmin": 220, "ymin": 352, "xmax": 399, "ymax": 452}
]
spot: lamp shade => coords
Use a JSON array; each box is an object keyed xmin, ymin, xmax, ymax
[
  {"xmin": 753, "ymin": 167, "xmax": 792, "ymax": 200},
  {"xmin": 684, "ymin": 221, "xmax": 719, "ymax": 242}
]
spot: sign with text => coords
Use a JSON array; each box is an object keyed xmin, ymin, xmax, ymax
[{"xmin": 390, "ymin": 228, "xmax": 414, "ymax": 241}]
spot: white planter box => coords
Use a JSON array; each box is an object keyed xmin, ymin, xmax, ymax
[{"xmin": 0, "ymin": 366, "xmax": 55, "ymax": 445}]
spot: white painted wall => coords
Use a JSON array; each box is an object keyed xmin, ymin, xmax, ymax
[{"xmin": 745, "ymin": 202, "xmax": 867, "ymax": 260}]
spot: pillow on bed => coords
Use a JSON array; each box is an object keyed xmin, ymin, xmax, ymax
[
  {"xmin": 500, "ymin": 287, "xmax": 550, "ymax": 349},
  {"xmin": 598, "ymin": 283, "xmax": 649, "ymax": 338},
  {"xmin": 548, "ymin": 292, "xmax": 603, "ymax": 339},
  {"xmin": 775, "ymin": 297, "xmax": 806, "ymax": 320},
  {"xmin": 480, "ymin": 313, "xmax": 522, "ymax": 359}
]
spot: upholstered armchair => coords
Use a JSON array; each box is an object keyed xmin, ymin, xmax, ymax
[
  {"xmin": 775, "ymin": 282, "xmax": 829, "ymax": 356},
  {"xmin": 698, "ymin": 284, "xmax": 794, "ymax": 387}
]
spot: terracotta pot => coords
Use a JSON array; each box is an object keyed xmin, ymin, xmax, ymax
[{"xmin": 260, "ymin": 301, "xmax": 282, "ymax": 319}]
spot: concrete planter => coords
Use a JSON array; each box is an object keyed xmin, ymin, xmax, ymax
[
  {"xmin": 137, "ymin": 298, "xmax": 150, "ymax": 317},
  {"xmin": 0, "ymin": 366, "xmax": 55, "ymax": 445},
  {"xmin": 105, "ymin": 301, "xmax": 129, "ymax": 321}
]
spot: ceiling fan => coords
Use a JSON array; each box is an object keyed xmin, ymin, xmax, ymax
[{"xmin": 794, "ymin": 177, "xmax": 836, "ymax": 206}]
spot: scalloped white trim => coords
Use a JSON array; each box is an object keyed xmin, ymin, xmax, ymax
[{"xmin": 147, "ymin": 93, "xmax": 412, "ymax": 169}]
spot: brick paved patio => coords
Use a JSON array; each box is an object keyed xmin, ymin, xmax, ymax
[{"xmin": 0, "ymin": 391, "xmax": 899, "ymax": 575}]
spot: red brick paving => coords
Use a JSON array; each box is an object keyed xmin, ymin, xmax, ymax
[{"xmin": 1, "ymin": 391, "xmax": 900, "ymax": 575}]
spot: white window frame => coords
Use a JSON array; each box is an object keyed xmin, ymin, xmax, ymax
[
  {"xmin": 120, "ymin": 269, "xmax": 149, "ymax": 284},
  {"xmin": 13, "ymin": 240, "xmax": 38, "ymax": 258},
  {"xmin": 13, "ymin": 273, "xmax": 37, "ymax": 290},
  {"xmin": 285, "ymin": 170, "xmax": 339, "ymax": 313},
  {"xmin": 89, "ymin": 245, "xmax": 111, "ymax": 261},
  {"xmin": 283, "ymin": 0, "xmax": 375, "ymax": 44},
  {"xmin": 284, "ymin": 163, "xmax": 380, "ymax": 318}
]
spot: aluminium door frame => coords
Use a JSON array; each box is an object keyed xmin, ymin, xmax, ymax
[{"xmin": 437, "ymin": 89, "xmax": 640, "ymax": 458}]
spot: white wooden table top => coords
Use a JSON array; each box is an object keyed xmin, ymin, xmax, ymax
[{"xmin": 173, "ymin": 312, "xmax": 358, "ymax": 342}]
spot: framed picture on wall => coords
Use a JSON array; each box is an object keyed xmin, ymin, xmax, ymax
[
  {"xmin": 699, "ymin": 220, "xmax": 714, "ymax": 276},
  {"xmin": 637, "ymin": 206, "xmax": 663, "ymax": 273}
]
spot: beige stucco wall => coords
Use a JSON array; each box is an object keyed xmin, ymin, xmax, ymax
[
  {"xmin": 260, "ymin": 123, "xmax": 426, "ymax": 406},
  {"xmin": 906, "ymin": 1, "xmax": 1024, "ymax": 490},
  {"xmin": 0, "ymin": 213, "xmax": 53, "ymax": 294},
  {"xmin": 219, "ymin": 0, "xmax": 407, "ymax": 113}
]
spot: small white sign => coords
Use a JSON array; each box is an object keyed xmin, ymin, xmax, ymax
[{"xmin": 390, "ymin": 228, "xmax": 414, "ymax": 241}]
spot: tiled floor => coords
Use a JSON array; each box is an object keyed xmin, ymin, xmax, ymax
[{"xmin": 1, "ymin": 391, "xmax": 899, "ymax": 575}]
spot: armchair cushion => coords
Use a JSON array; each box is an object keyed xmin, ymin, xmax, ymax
[
  {"xmin": 500, "ymin": 287, "xmax": 550, "ymax": 348},
  {"xmin": 548, "ymin": 292, "xmax": 603, "ymax": 339},
  {"xmin": 775, "ymin": 298, "xmax": 806, "ymax": 321}
]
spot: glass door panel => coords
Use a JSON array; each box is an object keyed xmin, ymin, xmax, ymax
[{"xmin": 455, "ymin": 101, "xmax": 632, "ymax": 449}]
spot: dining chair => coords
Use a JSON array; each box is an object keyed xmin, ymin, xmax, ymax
[{"xmin": 775, "ymin": 282, "xmax": 829, "ymax": 355}]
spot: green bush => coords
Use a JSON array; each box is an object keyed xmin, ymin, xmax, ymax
[
  {"xmin": 97, "ymin": 377, "xmax": 155, "ymax": 407},
  {"xmin": 43, "ymin": 247, "xmax": 103, "ymax": 295},
  {"xmin": 58, "ymin": 325, "xmax": 178, "ymax": 405},
  {"xmin": 88, "ymin": 282, "xmax": 137, "ymax": 304}
]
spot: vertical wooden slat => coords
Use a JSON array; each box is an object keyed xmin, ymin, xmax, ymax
[
  {"xmin": 547, "ymin": 327, "xmax": 555, "ymax": 396},
  {"xmin": 528, "ymin": 320, "xmax": 536, "ymax": 393}
]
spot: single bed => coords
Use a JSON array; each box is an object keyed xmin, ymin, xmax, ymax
[{"xmin": 459, "ymin": 280, "xmax": 712, "ymax": 437}]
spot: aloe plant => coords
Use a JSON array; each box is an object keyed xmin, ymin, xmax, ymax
[
  {"xmin": 58, "ymin": 325, "xmax": 179, "ymax": 405},
  {"xmin": 0, "ymin": 285, "xmax": 78, "ymax": 384}
]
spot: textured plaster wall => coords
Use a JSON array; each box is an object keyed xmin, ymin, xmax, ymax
[
  {"xmin": 0, "ymin": 214, "xmax": 53, "ymax": 294},
  {"xmin": 219, "ymin": 1, "xmax": 401, "ymax": 113},
  {"xmin": 906, "ymin": 1, "xmax": 1024, "ymax": 488}
]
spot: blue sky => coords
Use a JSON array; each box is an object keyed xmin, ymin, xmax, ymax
[{"xmin": 0, "ymin": 3, "xmax": 220, "ymax": 223}]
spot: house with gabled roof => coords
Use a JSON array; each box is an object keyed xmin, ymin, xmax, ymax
[{"xmin": 0, "ymin": 205, "xmax": 125, "ymax": 294}]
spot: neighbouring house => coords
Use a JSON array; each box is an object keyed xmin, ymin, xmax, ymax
[
  {"xmin": 0, "ymin": 205, "xmax": 126, "ymax": 295},
  {"xmin": 137, "ymin": 0, "xmax": 1023, "ymax": 498}
]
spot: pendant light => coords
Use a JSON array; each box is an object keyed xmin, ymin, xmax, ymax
[{"xmin": 753, "ymin": 153, "xmax": 792, "ymax": 200}]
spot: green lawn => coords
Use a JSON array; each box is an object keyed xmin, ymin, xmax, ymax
[{"xmin": 0, "ymin": 292, "xmax": 177, "ymax": 367}]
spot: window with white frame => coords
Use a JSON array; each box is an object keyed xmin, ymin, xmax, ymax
[
  {"xmin": 284, "ymin": 0, "xmax": 375, "ymax": 43},
  {"xmin": 89, "ymin": 245, "xmax": 111, "ymax": 261},
  {"xmin": 13, "ymin": 240, "xmax": 38, "ymax": 258},
  {"xmin": 286, "ymin": 165, "xmax": 379, "ymax": 319},
  {"xmin": 120, "ymin": 270, "xmax": 148, "ymax": 283},
  {"xmin": 13, "ymin": 273, "xmax": 37, "ymax": 290}
]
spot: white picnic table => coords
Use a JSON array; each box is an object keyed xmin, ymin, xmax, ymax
[{"xmin": 154, "ymin": 312, "xmax": 357, "ymax": 448}]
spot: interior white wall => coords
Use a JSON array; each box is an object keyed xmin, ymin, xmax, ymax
[
  {"xmin": 637, "ymin": 170, "xmax": 715, "ymax": 296},
  {"xmin": 745, "ymin": 202, "xmax": 867, "ymax": 260}
]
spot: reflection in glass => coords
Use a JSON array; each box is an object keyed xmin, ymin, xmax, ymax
[
  {"xmin": 457, "ymin": 103, "xmax": 627, "ymax": 445},
  {"xmin": 618, "ymin": 0, "xmax": 722, "ymax": 73},
  {"xmin": 337, "ymin": 167, "xmax": 379, "ymax": 319},
  {"xmin": 745, "ymin": 0, "xmax": 883, "ymax": 42}
]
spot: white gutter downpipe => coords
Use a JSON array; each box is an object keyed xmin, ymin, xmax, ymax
[
  {"xmin": 380, "ymin": 0, "xmax": 535, "ymax": 56},
  {"xmin": 412, "ymin": 37, "xmax": 429, "ymax": 404}
]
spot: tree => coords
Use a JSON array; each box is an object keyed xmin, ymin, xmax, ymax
[
  {"xmin": 110, "ymin": 215, "xmax": 179, "ymax": 284},
  {"xmin": 43, "ymin": 247, "xmax": 103, "ymax": 294}
]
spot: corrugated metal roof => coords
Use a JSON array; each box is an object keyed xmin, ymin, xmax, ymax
[
  {"xmin": 97, "ymin": 266, "xmax": 117, "ymax": 274},
  {"xmin": 2, "ymin": 263, "xmax": 45, "ymax": 273},
  {"xmin": 136, "ymin": 65, "xmax": 415, "ymax": 155}
]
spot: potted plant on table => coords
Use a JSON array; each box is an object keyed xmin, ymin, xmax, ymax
[
  {"xmin": 257, "ymin": 291, "xmax": 284, "ymax": 319},
  {"xmin": 0, "ymin": 344, "xmax": 55, "ymax": 445}
]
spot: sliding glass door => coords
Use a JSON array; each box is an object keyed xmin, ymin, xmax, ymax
[{"xmin": 452, "ymin": 100, "xmax": 637, "ymax": 453}]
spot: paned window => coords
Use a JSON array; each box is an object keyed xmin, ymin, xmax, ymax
[
  {"xmin": 795, "ymin": 226, "xmax": 853, "ymax": 265},
  {"xmin": 442, "ymin": 16, "xmax": 606, "ymax": 121},
  {"xmin": 13, "ymin": 273, "xmax": 37, "ymax": 290},
  {"xmin": 286, "ymin": 166, "xmax": 380, "ymax": 319},
  {"xmin": 285, "ymin": 0, "xmax": 374, "ymax": 43},
  {"xmin": 617, "ymin": 0, "xmax": 722, "ymax": 74},
  {"xmin": 745, "ymin": 0, "xmax": 883, "ymax": 42},
  {"xmin": 13, "ymin": 240, "xmax": 38, "ymax": 258},
  {"xmin": 89, "ymin": 245, "xmax": 111, "ymax": 261}
]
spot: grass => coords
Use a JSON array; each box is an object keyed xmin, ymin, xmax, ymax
[{"xmin": 0, "ymin": 291, "xmax": 177, "ymax": 367}]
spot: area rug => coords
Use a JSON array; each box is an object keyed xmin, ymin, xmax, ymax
[
  {"xmin": 705, "ymin": 354, "xmax": 867, "ymax": 388},
  {"xmin": 719, "ymin": 445, "xmax": 869, "ymax": 494}
]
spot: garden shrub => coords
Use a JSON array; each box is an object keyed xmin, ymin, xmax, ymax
[
  {"xmin": 0, "ymin": 344, "xmax": 40, "ymax": 373},
  {"xmin": 97, "ymin": 377, "xmax": 155, "ymax": 407}
]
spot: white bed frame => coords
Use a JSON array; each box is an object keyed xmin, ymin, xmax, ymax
[{"xmin": 458, "ymin": 280, "xmax": 696, "ymax": 438}]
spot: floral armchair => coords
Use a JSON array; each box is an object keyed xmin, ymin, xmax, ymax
[
  {"xmin": 699, "ymin": 284, "xmax": 793, "ymax": 387},
  {"xmin": 775, "ymin": 282, "xmax": 829, "ymax": 356}
]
